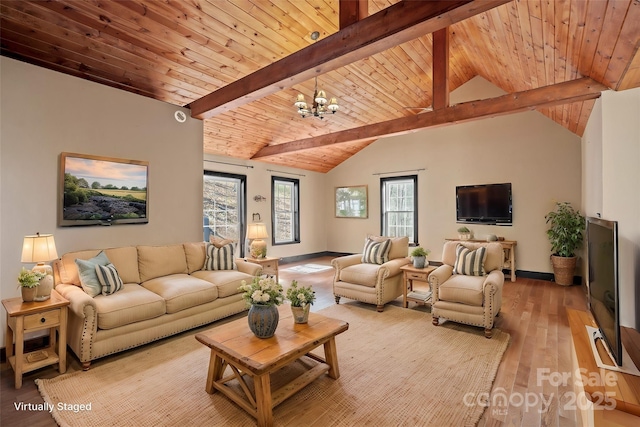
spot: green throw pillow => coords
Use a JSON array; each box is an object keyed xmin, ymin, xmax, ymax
[{"xmin": 75, "ymin": 251, "xmax": 111, "ymax": 297}]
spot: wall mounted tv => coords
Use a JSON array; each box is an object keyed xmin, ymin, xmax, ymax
[
  {"xmin": 59, "ymin": 152, "xmax": 149, "ymax": 226},
  {"xmin": 456, "ymin": 183, "xmax": 512, "ymax": 225},
  {"xmin": 586, "ymin": 216, "xmax": 621, "ymax": 367}
]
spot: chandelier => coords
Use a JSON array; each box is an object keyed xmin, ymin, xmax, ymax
[{"xmin": 294, "ymin": 76, "xmax": 339, "ymax": 119}]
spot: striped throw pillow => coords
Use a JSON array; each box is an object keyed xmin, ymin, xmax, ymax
[
  {"xmin": 95, "ymin": 263, "xmax": 124, "ymax": 296},
  {"xmin": 205, "ymin": 242, "xmax": 236, "ymax": 270},
  {"xmin": 361, "ymin": 238, "xmax": 391, "ymax": 265},
  {"xmin": 453, "ymin": 244, "xmax": 487, "ymax": 276}
]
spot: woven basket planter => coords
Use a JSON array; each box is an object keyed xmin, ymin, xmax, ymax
[{"xmin": 551, "ymin": 255, "xmax": 576, "ymax": 286}]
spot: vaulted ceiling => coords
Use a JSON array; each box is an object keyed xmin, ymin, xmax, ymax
[{"xmin": 2, "ymin": 0, "xmax": 639, "ymax": 173}]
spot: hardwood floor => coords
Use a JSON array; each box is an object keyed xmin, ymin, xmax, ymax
[{"xmin": 1, "ymin": 256, "xmax": 589, "ymax": 427}]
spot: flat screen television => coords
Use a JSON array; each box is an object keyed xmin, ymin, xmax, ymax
[
  {"xmin": 586, "ymin": 216, "xmax": 621, "ymax": 366},
  {"xmin": 59, "ymin": 152, "xmax": 149, "ymax": 226},
  {"xmin": 456, "ymin": 183, "xmax": 512, "ymax": 225}
]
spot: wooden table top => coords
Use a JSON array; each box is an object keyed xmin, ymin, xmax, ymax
[
  {"xmin": 2, "ymin": 289, "xmax": 69, "ymax": 317},
  {"xmin": 196, "ymin": 305, "xmax": 349, "ymax": 376}
]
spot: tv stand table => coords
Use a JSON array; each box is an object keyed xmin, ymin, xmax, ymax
[{"xmin": 446, "ymin": 239, "xmax": 517, "ymax": 282}]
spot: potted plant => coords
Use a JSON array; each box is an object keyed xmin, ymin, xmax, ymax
[
  {"xmin": 545, "ymin": 202, "xmax": 585, "ymax": 286},
  {"xmin": 410, "ymin": 247, "xmax": 431, "ymax": 268},
  {"xmin": 457, "ymin": 226, "xmax": 472, "ymax": 240},
  {"xmin": 18, "ymin": 268, "xmax": 45, "ymax": 302},
  {"xmin": 239, "ymin": 276, "xmax": 284, "ymax": 338},
  {"xmin": 286, "ymin": 280, "xmax": 316, "ymax": 323}
]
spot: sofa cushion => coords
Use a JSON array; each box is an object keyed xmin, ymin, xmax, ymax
[
  {"xmin": 75, "ymin": 251, "xmax": 111, "ymax": 297},
  {"xmin": 204, "ymin": 242, "xmax": 236, "ymax": 270},
  {"xmin": 438, "ymin": 274, "xmax": 485, "ymax": 306},
  {"xmin": 367, "ymin": 235, "xmax": 409, "ymax": 260},
  {"xmin": 190, "ymin": 270, "xmax": 253, "ymax": 298},
  {"xmin": 338, "ymin": 263, "xmax": 381, "ymax": 288},
  {"xmin": 361, "ymin": 238, "xmax": 391, "ymax": 265},
  {"xmin": 94, "ymin": 283, "xmax": 166, "ymax": 329},
  {"xmin": 59, "ymin": 246, "xmax": 140, "ymax": 287},
  {"xmin": 137, "ymin": 244, "xmax": 188, "ymax": 282},
  {"xmin": 95, "ymin": 263, "xmax": 124, "ymax": 296},
  {"xmin": 183, "ymin": 242, "xmax": 206, "ymax": 274},
  {"xmin": 453, "ymin": 244, "xmax": 487, "ymax": 276},
  {"xmin": 141, "ymin": 274, "xmax": 218, "ymax": 314}
]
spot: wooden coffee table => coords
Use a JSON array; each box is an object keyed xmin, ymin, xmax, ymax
[{"xmin": 195, "ymin": 305, "xmax": 349, "ymax": 427}]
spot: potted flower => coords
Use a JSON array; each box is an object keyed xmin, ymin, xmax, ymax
[
  {"xmin": 457, "ymin": 226, "xmax": 472, "ymax": 240},
  {"xmin": 18, "ymin": 268, "xmax": 45, "ymax": 302},
  {"xmin": 286, "ymin": 280, "xmax": 315, "ymax": 323},
  {"xmin": 410, "ymin": 247, "xmax": 431, "ymax": 268},
  {"xmin": 545, "ymin": 202, "xmax": 585, "ymax": 286},
  {"xmin": 239, "ymin": 276, "xmax": 284, "ymax": 338}
]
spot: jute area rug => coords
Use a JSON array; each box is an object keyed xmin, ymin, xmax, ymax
[{"xmin": 37, "ymin": 304, "xmax": 509, "ymax": 427}]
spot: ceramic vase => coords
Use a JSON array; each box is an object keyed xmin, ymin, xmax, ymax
[
  {"xmin": 291, "ymin": 304, "xmax": 311, "ymax": 324},
  {"xmin": 247, "ymin": 304, "xmax": 279, "ymax": 338},
  {"xmin": 21, "ymin": 286, "xmax": 38, "ymax": 302},
  {"xmin": 412, "ymin": 256, "xmax": 426, "ymax": 269}
]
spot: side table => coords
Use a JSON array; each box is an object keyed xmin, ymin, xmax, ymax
[
  {"xmin": 400, "ymin": 264, "xmax": 436, "ymax": 308},
  {"xmin": 241, "ymin": 256, "xmax": 279, "ymax": 283},
  {"xmin": 2, "ymin": 289, "xmax": 69, "ymax": 389}
]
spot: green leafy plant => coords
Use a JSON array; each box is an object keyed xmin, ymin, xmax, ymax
[
  {"xmin": 457, "ymin": 226, "xmax": 470, "ymax": 233},
  {"xmin": 17, "ymin": 267, "xmax": 45, "ymax": 288},
  {"xmin": 410, "ymin": 247, "xmax": 430, "ymax": 257},
  {"xmin": 238, "ymin": 276, "xmax": 284, "ymax": 306},
  {"xmin": 286, "ymin": 280, "xmax": 316, "ymax": 308},
  {"xmin": 545, "ymin": 202, "xmax": 585, "ymax": 257}
]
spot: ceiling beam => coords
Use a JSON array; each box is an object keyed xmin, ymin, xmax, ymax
[
  {"xmin": 188, "ymin": 0, "xmax": 511, "ymax": 120},
  {"xmin": 251, "ymin": 78, "xmax": 607, "ymax": 159},
  {"xmin": 432, "ymin": 28, "xmax": 450, "ymax": 110},
  {"xmin": 339, "ymin": 0, "xmax": 368, "ymax": 29}
]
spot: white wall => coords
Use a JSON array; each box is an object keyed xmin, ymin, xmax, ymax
[
  {"xmin": 583, "ymin": 87, "xmax": 640, "ymax": 329},
  {"xmin": 326, "ymin": 76, "xmax": 583, "ymax": 274},
  {"xmin": 1, "ymin": 57, "xmax": 204, "ymax": 343},
  {"xmin": 202, "ymin": 154, "xmax": 328, "ymax": 259}
]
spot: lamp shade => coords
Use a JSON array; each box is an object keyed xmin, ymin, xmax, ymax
[
  {"xmin": 246, "ymin": 223, "xmax": 268, "ymax": 240},
  {"xmin": 21, "ymin": 233, "xmax": 59, "ymax": 263}
]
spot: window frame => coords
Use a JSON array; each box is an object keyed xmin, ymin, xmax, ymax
[
  {"xmin": 203, "ymin": 170, "xmax": 247, "ymax": 257},
  {"xmin": 380, "ymin": 175, "xmax": 419, "ymax": 245},
  {"xmin": 271, "ymin": 176, "xmax": 300, "ymax": 245}
]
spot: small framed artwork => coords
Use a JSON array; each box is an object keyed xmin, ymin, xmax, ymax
[
  {"xmin": 59, "ymin": 152, "xmax": 149, "ymax": 226},
  {"xmin": 335, "ymin": 185, "xmax": 368, "ymax": 218}
]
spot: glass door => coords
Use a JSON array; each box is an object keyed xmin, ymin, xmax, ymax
[{"xmin": 203, "ymin": 171, "xmax": 246, "ymax": 257}]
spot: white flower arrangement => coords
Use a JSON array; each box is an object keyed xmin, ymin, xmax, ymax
[
  {"xmin": 286, "ymin": 280, "xmax": 316, "ymax": 308},
  {"xmin": 239, "ymin": 276, "xmax": 284, "ymax": 307}
]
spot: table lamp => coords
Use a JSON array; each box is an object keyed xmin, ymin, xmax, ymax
[
  {"xmin": 246, "ymin": 223, "xmax": 268, "ymax": 259},
  {"xmin": 21, "ymin": 233, "xmax": 59, "ymax": 301}
]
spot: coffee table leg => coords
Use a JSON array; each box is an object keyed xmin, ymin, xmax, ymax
[
  {"xmin": 254, "ymin": 373, "xmax": 273, "ymax": 427},
  {"xmin": 324, "ymin": 337, "xmax": 340, "ymax": 379},
  {"xmin": 205, "ymin": 351, "xmax": 225, "ymax": 394}
]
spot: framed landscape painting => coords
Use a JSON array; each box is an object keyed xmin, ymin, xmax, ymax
[
  {"xmin": 59, "ymin": 152, "xmax": 149, "ymax": 226},
  {"xmin": 335, "ymin": 185, "xmax": 368, "ymax": 218}
]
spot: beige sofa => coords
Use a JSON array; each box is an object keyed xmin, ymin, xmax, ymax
[
  {"xmin": 53, "ymin": 242, "xmax": 261, "ymax": 369},
  {"xmin": 332, "ymin": 236, "xmax": 410, "ymax": 312}
]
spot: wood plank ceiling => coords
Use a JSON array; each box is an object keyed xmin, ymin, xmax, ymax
[{"xmin": 2, "ymin": 0, "xmax": 639, "ymax": 173}]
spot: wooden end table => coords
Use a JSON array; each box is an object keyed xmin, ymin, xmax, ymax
[
  {"xmin": 2, "ymin": 289, "xmax": 69, "ymax": 389},
  {"xmin": 195, "ymin": 305, "xmax": 348, "ymax": 427},
  {"xmin": 400, "ymin": 264, "xmax": 437, "ymax": 308},
  {"xmin": 241, "ymin": 256, "xmax": 279, "ymax": 283}
]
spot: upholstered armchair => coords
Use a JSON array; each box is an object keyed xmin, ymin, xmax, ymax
[
  {"xmin": 332, "ymin": 236, "xmax": 410, "ymax": 312},
  {"xmin": 428, "ymin": 241, "xmax": 504, "ymax": 338}
]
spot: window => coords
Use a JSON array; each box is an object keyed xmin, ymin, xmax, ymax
[
  {"xmin": 272, "ymin": 177, "xmax": 300, "ymax": 245},
  {"xmin": 203, "ymin": 171, "xmax": 246, "ymax": 256},
  {"xmin": 380, "ymin": 175, "xmax": 418, "ymax": 244}
]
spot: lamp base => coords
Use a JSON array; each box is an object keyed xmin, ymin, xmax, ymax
[
  {"xmin": 250, "ymin": 239, "xmax": 267, "ymax": 259},
  {"xmin": 33, "ymin": 263, "xmax": 53, "ymax": 301}
]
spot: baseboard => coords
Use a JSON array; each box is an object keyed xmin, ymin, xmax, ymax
[
  {"xmin": 278, "ymin": 251, "xmax": 350, "ymax": 265},
  {"xmin": 513, "ymin": 270, "xmax": 582, "ymax": 285}
]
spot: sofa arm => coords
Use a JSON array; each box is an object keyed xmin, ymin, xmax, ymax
[
  {"xmin": 482, "ymin": 270, "xmax": 505, "ymax": 296},
  {"xmin": 379, "ymin": 257, "xmax": 410, "ymax": 278},
  {"xmin": 55, "ymin": 283, "xmax": 98, "ymax": 367},
  {"xmin": 331, "ymin": 254, "xmax": 362, "ymax": 271},
  {"xmin": 428, "ymin": 265, "xmax": 454, "ymax": 301},
  {"xmin": 236, "ymin": 260, "xmax": 263, "ymax": 276}
]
